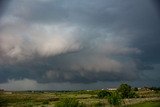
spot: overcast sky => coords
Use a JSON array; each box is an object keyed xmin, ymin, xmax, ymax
[{"xmin": 0, "ymin": 0, "xmax": 160, "ymax": 90}]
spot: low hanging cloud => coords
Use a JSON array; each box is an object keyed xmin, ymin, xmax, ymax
[
  {"xmin": 41, "ymin": 56, "xmax": 139, "ymax": 83},
  {"xmin": 71, "ymin": 56, "xmax": 136, "ymax": 73},
  {"xmin": 0, "ymin": 79, "xmax": 38, "ymax": 90},
  {"xmin": 0, "ymin": 78, "xmax": 121, "ymax": 91}
]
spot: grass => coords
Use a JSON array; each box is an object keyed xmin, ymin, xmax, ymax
[
  {"xmin": 0, "ymin": 90, "xmax": 160, "ymax": 107},
  {"xmin": 124, "ymin": 101, "xmax": 160, "ymax": 107},
  {"xmin": 55, "ymin": 98, "xmax": 86, "ymax": 107}
]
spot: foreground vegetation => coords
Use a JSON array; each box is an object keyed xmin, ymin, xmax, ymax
[
  {"xmin": 0, "ymin": 84, "xmax": 160, "ymax": 107},
  {"xmin": 125, "ymin": 101, "xmax": 160, "ymax": 107}
]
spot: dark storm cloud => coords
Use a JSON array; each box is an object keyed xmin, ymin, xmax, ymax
[
  {"xmin": 152, "ymin": 0, "xmax": 160, "ymax": 15},
  {"xmin": 0, "ymin": 0, "xmax": 10, "ymax": 17},
  {"xmin": 0, "ymin": 0, "xmax": 160, "ymax": 89},
  {"xmin": 0, "ymin": 53, "xmax": 139, "ymax": 83}
]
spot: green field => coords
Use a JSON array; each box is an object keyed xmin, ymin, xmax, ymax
[
  {"xmin": 0, "ymin": 89, "xmax": 160, "ymax": 107},
  {"xmin": 125, "ymin": 101, "xmax": 160, "ymax": 107}
]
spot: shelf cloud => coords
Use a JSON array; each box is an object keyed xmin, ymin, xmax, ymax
[{"xmin": 0, "ymin": 0, "xmax": 160, "ymax": 90}]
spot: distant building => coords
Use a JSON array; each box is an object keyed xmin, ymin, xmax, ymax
[
  {"xmin": 142, "ymin": 87, "xmax": 151, "ymax": 91},
  {"xmin": 107, "ymin": 88, "xmax": 117, "ymax": 90}
]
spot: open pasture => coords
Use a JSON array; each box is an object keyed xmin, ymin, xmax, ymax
[{"xmin": 0, "ymin": 89, "xmax": 160, "ymax": 107}]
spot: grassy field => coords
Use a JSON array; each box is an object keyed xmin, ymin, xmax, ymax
[
  {"xmin": 125, "ymin": 101, "xmax": 160, "ymax": 107},
  {"xmin": 0, "ymin": 90, "xmax": 160, "ymax": 107}
]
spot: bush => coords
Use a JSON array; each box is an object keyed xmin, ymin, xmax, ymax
[
  {"xmin": 128, "ymin": 91, "xmax": 139, "ymax": 98},
  {"xmin": 42, "ymin": 100, "xmax": 49, "ymax": 104},
  {"xmin": 117, "ymin": 83, "xmax": 138, "ymax": 98},
  {"xmin": 94, "ymin": 102, "xmax": 105, "ymax": 107},
  {"xmin": 117, "ymin": 83, "xmax": 131, "ymax": 98},
  {"xmin": 97, "ymin": 90, "xmax": 111, "ymax": 98},
  {"xmin": 55, "ymin": 98, "xmax": 85, "ymax": 107},
  {"xmin": 26, "ymin": 102, "xmax": 34, "ymax": 107},
  {"xmin": 108, "ymin": 92, "xmax": 122, "ymax": 106},
  {"xmin": 133, "ymin": 87, "xmax": 138, "ymax": 91},
  {"xmin": 0, "ymin": 96, "xmax": 8, "ymax": 106}
]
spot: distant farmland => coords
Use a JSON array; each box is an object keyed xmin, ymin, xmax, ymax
[{"xmin": 0, "ymin": 86, "xmax": 160, "ymax": 107}]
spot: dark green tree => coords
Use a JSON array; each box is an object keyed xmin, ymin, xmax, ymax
[
  {"xmin": 97, "ymin": 90, "xmax": 111, "ymax": 98},
  {"xmin": 117, "ymin": 83, "xmax": 132, "ymax": 98},
  {"xmin": 133, "ymin": 87, "xmax": 138, "ymax": 91},
  {"xmin": 108, "ymin": 91, "xmax": 122, "ymax": 107}
]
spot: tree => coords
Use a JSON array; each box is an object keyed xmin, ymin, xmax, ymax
[
  {"xmin": 97, "ymin": 90, "xmax": 111, "ymax": 98},
  {"xmin": 133, "ymin": 87, "xmax": 138, "ymax": 91},
  {"xmin": 108, "ymin": 91, "xmax": 122, "ymax": 107},
  {"xmin": 117, "ymin": 83, "xmax": 132, "ymax": 98}
]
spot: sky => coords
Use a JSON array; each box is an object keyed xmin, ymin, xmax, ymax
[{"xmin": 0, "ymin": 0, "xmax": 160, "ymax": 90}]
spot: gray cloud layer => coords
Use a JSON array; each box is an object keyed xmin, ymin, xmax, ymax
[{"xmin": 0, "ymin": 0, "xmax": 160, "ymax": 90}]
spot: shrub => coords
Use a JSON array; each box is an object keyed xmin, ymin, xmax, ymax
[
  {"xmin": 133, "ymin": 87, "xmax": 138, "ymax": 91},
  {"xmin": 55, "ymin": 98, "xmax": 85, "ymax": 107},
  {"xmin": 117, "ymin": 83, "xmax": 138, "ymax": 98},
  {"xmin": 94, "ymin": 102, "xmax": 105, "ymax": 107},
  {"xmin": 128, "ymin": 91, "xmax": 139, "ymax": 98},
  {"xmin": 26, "ymin": 102, "xmax": 34, "ymax": 107},
  {"xmin": 42, "ymin": 100, "xmax": 49, "ymax": 104},
  {"xmin": 97, "ymin": 90, "xmax": 111, "ymax": 98},
  {"xmin": 108, "ymin": 92, "xmax": 122, "ymax": 106},
  {"xmin": 0, "ymin": 96, "xmax": 8, "ymax": 106},
  {"xmin": 117, "ymin": 83, "xmax": 131, "ymax": 98}
]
